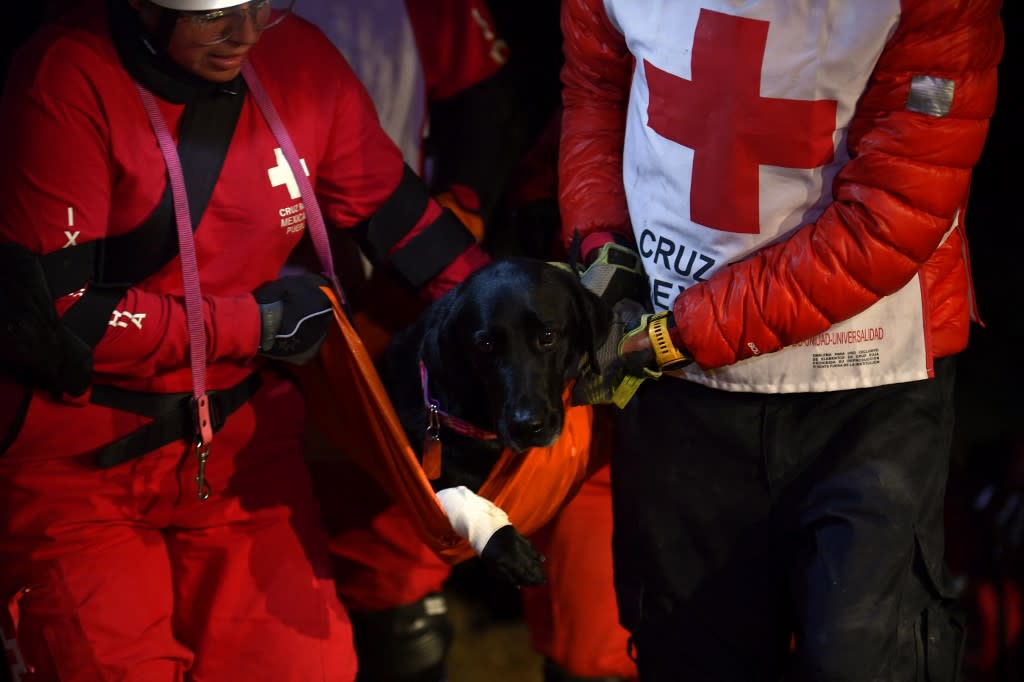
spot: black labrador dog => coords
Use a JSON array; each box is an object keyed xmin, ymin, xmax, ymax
[{"xmin": 381, "ymin": 257, "xmax": 612, "ymax": 585}]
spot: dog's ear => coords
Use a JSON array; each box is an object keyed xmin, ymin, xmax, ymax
[
  {"xmin": 576, "ymin": 284, "xmax": 614, "ymax": 372},
  {"xmin": 420, "ymin": 292, "xmax": 464, "ymax": 371}
]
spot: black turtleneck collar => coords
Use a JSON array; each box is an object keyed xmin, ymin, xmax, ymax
[{"xmin": 107, "ymin": 0, "xmax": 245, "ymax": 104}]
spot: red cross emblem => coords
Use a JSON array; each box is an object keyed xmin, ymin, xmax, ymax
[{"xmin": 645, "ymin": 9, "xmax": 838, "ymax": 234}]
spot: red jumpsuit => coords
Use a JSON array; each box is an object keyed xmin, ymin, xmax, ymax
[{"xmin": 0, "ymin": 2, "xmax": 483, "ymax": 680}]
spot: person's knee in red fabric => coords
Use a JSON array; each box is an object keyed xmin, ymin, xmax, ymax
[
  {"xmin": 0, "ymin": 528, "xmax": 191, "ymax": 681},
  {"xmin": 0, "ymin": 376, "xmax": 358, "ymax": 682}
]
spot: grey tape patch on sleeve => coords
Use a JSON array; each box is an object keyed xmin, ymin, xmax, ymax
[{"xmin": 906, "ymin": 75, "xmax": 955, "ymax": 117}]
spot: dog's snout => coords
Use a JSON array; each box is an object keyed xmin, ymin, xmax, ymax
[
  {"xmin": 509, "ymin": 409, "xmax": 545, "ymax": 437},
  {"xmin": 503, "ymin": 400, "xmax": 564, "ymax": 453}
]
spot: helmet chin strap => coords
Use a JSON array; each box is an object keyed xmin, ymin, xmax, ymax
[{"xmin": 147, "ymin": 0, "xmax": 247, "ymax": 9}]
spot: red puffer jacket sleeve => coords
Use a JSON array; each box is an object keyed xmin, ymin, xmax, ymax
[
  {"xmin": 671, "ymin": 0, "xmax": 1003, "ymax": 369},
  {"xmin": 558, "ymin": 0, "xmax": 634, "ymax": 251}
]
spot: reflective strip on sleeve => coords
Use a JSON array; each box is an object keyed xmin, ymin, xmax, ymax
[{"xmin": 906, "ymin": 75, "xmax": 955, "ymax": 117}]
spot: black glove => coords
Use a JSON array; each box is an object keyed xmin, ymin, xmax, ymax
[
  {"xmin": 480, "ymin": 524, "xmax": 547, "ymax": 588},
  {"xmin": 253, "ymin": 274, "xmax": 333, "ymax": 365}
]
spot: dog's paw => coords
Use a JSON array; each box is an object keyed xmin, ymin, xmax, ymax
[{"xmin": 480, "ymin": 524, "xmax": 546, "ymax": 587}]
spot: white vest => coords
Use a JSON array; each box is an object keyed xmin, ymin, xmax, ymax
[{"xmin": 605, "ymin": 0, "xmax": 936, "ymax": 393}]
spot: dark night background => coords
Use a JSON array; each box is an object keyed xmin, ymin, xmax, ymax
[{"xmin": 1, "ymin": 2, "xmax": 1020, "ymax": 680}]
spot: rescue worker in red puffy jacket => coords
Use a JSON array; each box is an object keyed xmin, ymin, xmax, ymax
[{"xmin": 561, "ymin": 0, "xmax": 1005, "ymax": 679}]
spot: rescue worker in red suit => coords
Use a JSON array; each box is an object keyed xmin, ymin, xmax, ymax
[
  {"xmin": 298, "ymin": 2, "xmax": 637, "ymax": 679},
  {"xmin": 0, "ymin": 0, "xmax": 490, "ymax": 679},
  {"xmin": 560, "ymin": 0, "xmax": 1004, "ymax": 679}
]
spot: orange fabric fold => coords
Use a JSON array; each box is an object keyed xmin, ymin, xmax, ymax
[{"xmin": 295, "ymin": 287, "xmax": 595, "ymax": 563}]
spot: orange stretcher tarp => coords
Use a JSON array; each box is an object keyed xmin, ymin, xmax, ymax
[{"xmin": 294, "ymin": 287, "xmax": 596, "ymax": 564}]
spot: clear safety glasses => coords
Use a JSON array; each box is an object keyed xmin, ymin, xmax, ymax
[{"xmin": 178, "ymin": 0, "xmax": 296, "ymax": 46}]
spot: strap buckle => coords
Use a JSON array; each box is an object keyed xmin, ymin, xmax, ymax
[
  {"xmin": 191, "ymin": 394, "xmax": 214, "ymax": 500},
  {"xmin": 193, "ymin": 438, "xmax": 212, "ymax": 501},
  {"xmin": 427, "ymin": 401, "xmax": 442, "ymax": 442}
]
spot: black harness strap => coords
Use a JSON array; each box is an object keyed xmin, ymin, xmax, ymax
[
  {"xmin": 388, "ymin": 208, "xmax": 476, "ymax": 290},
  {"xmin": 55, "ymin": 83, "xmax": 246, "ymax": 463},
  {"xmin": 1, "ymin": 5, "xmax": 263, "ymax": 464},
  {"xmin": 350, "ymin": 163, "xmax": 476, "ymax": 290},
  {"xmin": 356, "ymin": 163, "xmax": 431, "ymax": 264},
  {"xmin": 90, "ymin": 371, "xmax": 262, "ymax": 468},
  {"xmin": 48, "ymin": 82, "xmax": 247, "ymax": 349}
]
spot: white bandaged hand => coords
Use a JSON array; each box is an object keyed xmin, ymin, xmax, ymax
[{"xmin": 435, "ymin": 486, "xmax": 511, "ymax": 555}]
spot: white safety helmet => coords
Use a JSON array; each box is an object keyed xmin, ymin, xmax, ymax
[
  {"xmin": 144, "ymin": 0, "xmax": 295, "ymax": 45},
  {"xmin": 148, "ymin": 0, "xmax": 252, "ymax": 9}
]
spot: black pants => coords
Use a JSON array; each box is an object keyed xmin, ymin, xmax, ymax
[{"xmin": 612, "ymin": 357, "xmax": 966, "ymax": 681}]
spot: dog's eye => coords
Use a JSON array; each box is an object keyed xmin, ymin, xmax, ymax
[
  {"xmin": 475, "ymin": 336, "xmax": 494, "ymax": 353},
  {"xmin": 538, "ymin": 330, "xmax": 558, "ymax": 348}
]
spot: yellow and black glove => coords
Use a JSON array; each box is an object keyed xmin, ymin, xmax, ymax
[
  {"xmin": 576, "ymin": 241, "xmax": 648, "ymax": 305},
  {"xmin": 572, "ymin": 301, "xmax": 692, "ymax": 408}
]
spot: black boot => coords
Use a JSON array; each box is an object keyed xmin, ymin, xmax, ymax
[{"xmin": 349, "ymin": 592, "xmax": 453, "ymax": 682}]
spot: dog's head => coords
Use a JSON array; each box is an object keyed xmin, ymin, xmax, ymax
[{"xmin": 422, "ymin": 258, "xmax": 612, "ymax": 453}]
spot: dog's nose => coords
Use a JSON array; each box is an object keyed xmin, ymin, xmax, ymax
[{"xmin": 508, "ymin": 409, "xmax": 546, "ymax": 439}]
